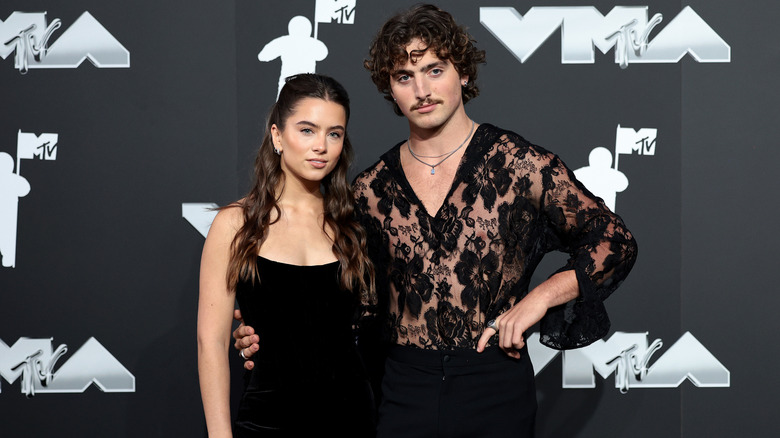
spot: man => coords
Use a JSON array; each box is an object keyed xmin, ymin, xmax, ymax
[{"xmin": 234, "ymin": 5, "xmax": 637, "ymax": 437}]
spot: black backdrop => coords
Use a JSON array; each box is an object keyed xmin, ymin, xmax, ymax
[{"xmin": 1, "ymin": 1, "xmax": 778, "ymax": 437}]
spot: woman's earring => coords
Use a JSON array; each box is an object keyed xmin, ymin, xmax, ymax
[{"xmin": 274, "ymin": 147, "xmax": 281, "ymax": 155}]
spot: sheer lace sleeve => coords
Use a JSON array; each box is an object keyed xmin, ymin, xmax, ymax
[
  {"xmin": 347, "ymin": 125, "xmax": 636, "ymax": 352},
  {"xmin": 535, "ymin": 151, "xmax": 638, "ymax": 349}
]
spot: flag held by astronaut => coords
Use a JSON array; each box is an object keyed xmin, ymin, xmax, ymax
[
  {"xmin": 315, "ymin": 0, "xmax": 356, "ymax": 24},
  {"xmin": 615, "ymin": 124, "xmax": 656, "ymax": 156},
  {"xmin": 17, "ymin": 130, "xmax": 59, "ymax": 160}
]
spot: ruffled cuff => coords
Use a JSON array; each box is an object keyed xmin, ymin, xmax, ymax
[{"xmin": 538, "ymin": 267, "xmax": 611, "ymax": 350}]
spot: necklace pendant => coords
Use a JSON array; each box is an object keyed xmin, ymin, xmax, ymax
[{"xmin": 430, "ymin": 167, "xmax": 436, "ymax": 175}]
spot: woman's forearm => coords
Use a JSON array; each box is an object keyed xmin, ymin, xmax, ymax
[{"xmin": 198, "ymin": 339, "xmax": 233, "ymax": 437}]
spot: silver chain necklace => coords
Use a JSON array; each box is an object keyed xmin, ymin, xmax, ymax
[{"xmin": 407, "ymin": 121, "xmax": 475, "ymax": 175}]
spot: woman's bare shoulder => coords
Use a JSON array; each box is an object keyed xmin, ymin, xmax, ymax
[{"xmin": 207, "ymin": 203, "xmax": 245, "ymax": 242}]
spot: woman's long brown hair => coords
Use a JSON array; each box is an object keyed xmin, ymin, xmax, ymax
[{"xmin": 225, "ymin": 74, "xmax": 375, "ymax": 303}]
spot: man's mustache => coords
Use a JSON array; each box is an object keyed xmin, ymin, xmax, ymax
[{"xmin": 410, "ymin": 99, "xmax": 443, "ymax": 111}]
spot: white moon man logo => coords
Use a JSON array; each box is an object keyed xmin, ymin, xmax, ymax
[
  {"xmin": 0, "ymin": 131, "xmax": 58, "ymax": 268},
  {"xmin": 574, "ymin": 125, "xmax": 656, "ymax": 212},
  {"xmin": 257, "ymin": 0, "xmax": 356, "ymax": 98}
]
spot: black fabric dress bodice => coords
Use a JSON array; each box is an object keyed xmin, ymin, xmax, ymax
[{"xmin": 234, "ymin": 256, "xmax": 375, "ymax": 437}]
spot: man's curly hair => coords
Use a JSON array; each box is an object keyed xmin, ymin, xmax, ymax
[{"xmin": 364, "ymin": 4, "xmax": 487, "ymax": 116}]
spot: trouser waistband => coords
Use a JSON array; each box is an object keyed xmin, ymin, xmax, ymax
[{"xmin": 386, "ymin": 345, "xmax": 522, "ymax": 367}]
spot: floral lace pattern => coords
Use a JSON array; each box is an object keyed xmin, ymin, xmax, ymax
[{"xmin": 353, "ymin": 124, "xmax": 637, "ymax": 350}]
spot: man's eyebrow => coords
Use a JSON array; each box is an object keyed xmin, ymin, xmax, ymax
[
  {"xmin": 391, "ymin": 61, "xmax": 447, "ymax": 76},
  {"xmin": 390, "ymin": 67, "xmax": 413, "ymax": 77},
  {"xmin": 420, "ymin": 61, "xmax": 447, "ymax": 71}
]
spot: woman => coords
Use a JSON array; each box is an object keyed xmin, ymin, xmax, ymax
[{"xmin": 197, "ymin": 74, "xmax": 376, "ymax": 437}]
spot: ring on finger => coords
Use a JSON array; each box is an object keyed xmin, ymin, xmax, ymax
[
  {"xmin": 239, "ymin": 348, "xmax": 247, "ymax": 360},
  {"xmin": 487, "ymin": 319, "xmax": 499, "ymax": 332}
]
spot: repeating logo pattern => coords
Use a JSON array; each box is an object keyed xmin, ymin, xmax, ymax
[
  {"xmin": 0, "ymin": 337, "xmax": 135, "ymax": 397},
  {"xmin": 0, "ymin": 131, "xmax": 58, "ymax": 268},
  {"xmin": 1, "ymin": 11, "xmax": 129, "ymax": 74},
  {"xmin": 528, "ymin": 331, "xmax": 730, "ymax": 393},
  {"xmin": 574, "ymin": 125, "xmax": 656, "ymax": 212},
  {"xmin": 259, "ymin": 0, "xmax": 355, "ymax": 97},
  {"xmin": 480, "ymin": 6, "xmax": 730, "ymax": 68}
]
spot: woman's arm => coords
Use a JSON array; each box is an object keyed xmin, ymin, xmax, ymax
[{"xmin": 197, "ymin": 207, "xmax": 241, "ymax": 438}]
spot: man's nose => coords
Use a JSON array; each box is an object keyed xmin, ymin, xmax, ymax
[{"xmin": 413, "ymin": 76, "xmax": 431, "ymax": 100}]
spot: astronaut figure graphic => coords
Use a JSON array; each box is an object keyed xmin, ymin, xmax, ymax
[
  {"xmin": 0, "ymin": 152, "xmax": 31, "ymax": 268},
  {"xmin": 574, "ymin": 147, "xmax": 629, "ymax": 212},
  {"xmin": 258, "ymin": 16, "xmax": 328, "ymax": 98}
]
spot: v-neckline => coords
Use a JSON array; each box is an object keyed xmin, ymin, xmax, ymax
[{"xmin": 389, "ymin": 124, "xmax": 486, "ymax": 219}]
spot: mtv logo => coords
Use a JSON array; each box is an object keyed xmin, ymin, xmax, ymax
[
  {"xmin": 17, "ymin": 131, "xmax": 58, "ymax": 160},
  {"xmin": 527, "ymin": 331, "xmax": 729, "ymax": 393},
  {"xmin": 0, "ymin": 337, "xmax": 135, "ymax": 396},
  {"xmin": 480, "ymin": 6, "xmax": 730, "ymax": 68},
  {"xmin": 315, "ymin": 0, "xmax": 356, "ymax": 24},
  {"xmin": 615, "ymin": 125, "xmax": 656, "ymax": 156},
  {"xmin": 0, "ymin": 12, "xmax": 46, "ymax": 59},
  {"xmin": 1, "ymin": 11, "xmax": 129, "ymax": 74}
]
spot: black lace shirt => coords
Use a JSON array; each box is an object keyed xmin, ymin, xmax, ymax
[{"xmin": 353, "ymin": 124, "xmax": 637, "ymax": 350}]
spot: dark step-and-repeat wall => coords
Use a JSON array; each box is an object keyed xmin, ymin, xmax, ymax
[{"xmin": 1, "ymin": 1, "xmax": 777, "ymax": 437}]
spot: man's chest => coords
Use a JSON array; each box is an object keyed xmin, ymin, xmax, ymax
[{"xmin": 402, "ymin": 155, "xmax": 462, "ymax": 216}]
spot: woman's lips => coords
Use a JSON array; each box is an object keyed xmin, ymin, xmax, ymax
[{"xmin": 308, "ymin": 159, "xmax": 327, "ymax": 169}]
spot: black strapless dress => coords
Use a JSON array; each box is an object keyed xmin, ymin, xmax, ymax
[{"xmin": 234, "ymin": 256, "xmax": 376, "ymax": 437}]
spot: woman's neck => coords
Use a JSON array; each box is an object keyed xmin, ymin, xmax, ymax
[{"xmin": 275, "ymin": 177, "xmax": 325, "ymax": 214}]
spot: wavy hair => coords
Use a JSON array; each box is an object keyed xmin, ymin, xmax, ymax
[
  {"xmin": 225, "ymin": 74, "xmax": 375, "ymax": 303},
  {"xmin": 364, "ymin": 4, "xmax": 487, "ymax": 116}
]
